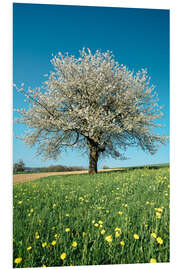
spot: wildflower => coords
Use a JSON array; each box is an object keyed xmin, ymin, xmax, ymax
[
  {"xmin": 101, "ymin": 229, "xmax": 105, "ymax": 235},
  {"xmin": 53, "ymin": 204, "xmax": 56, "ymax": 208},
  {"xmin": 60, "ymin": 252, "xmax": 67, "ymax": 260},
  {"xmin": 151, "ymin": 233, "xmax": 157, "ymax": 239},
  {"xmin": 65, "ymin": 213, "xmax": 70, "ymax": 216},
  {"xmin": 92, "ymin": 220, "xmax": 95, "ymax": 224},
  {"xmin": 94, "ymin": 223, "xmax": 99, "ymax": 227},
  {"xmin": 51, "ymin": 240, "xmax": 56, "ymax": 246},
  {"xmin": 30, "ymin": 208, "xmax": 34, "ymax": 212},
  {"xmin": 14, "ymin": 257, "xmax": 22, "ymax": 264},
  {"xmin": 120, "ymin": 241, "xmax": 125, "ymax": 246},
  {"xmin": 18, "ymin": 201, "xmax": 22, "ymax": 204},
  {"xmin": 115, "ymin": 227, "xmax": 121, "ymax": 232},
  {"xmin": 65, "ymin": 228, "xmax": 70, "ymax": 232},
  {"xmin": 133, "ymin": 234, "xmax": 139, "ymax": 240},
  {"xmin": 155, "ymin": 208, "xmax": 163, "ymax": 213},
  {"xmin": 105, "ymin": 235, "xmax": 113, "ymax": 243},
  {"xmin": 118, "ymin": 211, "xmax": 123, "ymax": 216},
  {"xmin": 27, "ymin": 246, "xmax": 32, "ymax": 251},
  {"xmin": 27, "ymin": 213, "xmax": 31, "ymax": 217},
  {"xmin": 54, "ymin": 234, "xmax": 59, "ymax": 239},
  {"xmin": 157, "ymin": 237, "xmax": 163, "ymax": 245},
  {"xmin": 99, "ymin": 224, "xmax": 103, "ymax": 228},
  {"xmin": 82, "ymin": 232, "xmax": 86, "ymax": 237},
  {"xmin": 115, "ymin": 231, "xmax": 121, "ymax": 238},
  {"xmin": 156, "ymin": 212, "xmax": 161, "ymax": 219},
  {"xmin": 35, "ymin": 232, "xmax": 40, "ymax": 239},
  {"xmin": 150, "ymin": 258, "xmax": 157, "ymax": 263},
  {"xmin": 72, "ymin": 241, "xmax": 77, "ymax": 247},
  {"xmin": 98, "ymin": 220, "xmax": 103, "ymax": 225},
  {"xmin": 42, "ymin": 242, "xmax": 47, "ymax": 248},
  {"xmin": 42, "ymin": 265, "xmax": 46, "ymax": 267}
]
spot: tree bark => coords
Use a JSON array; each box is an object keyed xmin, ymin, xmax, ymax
[{"xmin": 87, "ymin": 139, "xmax": 99, "ymax": 174}]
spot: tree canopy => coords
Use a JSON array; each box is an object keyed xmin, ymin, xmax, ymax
[{"xmin": 14, "ymin": 48, "xmax": 167, "ymax": 173}]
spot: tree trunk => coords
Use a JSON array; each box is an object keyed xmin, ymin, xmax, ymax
[{"xmin": 88, "ymin": 139, "xmax": 99, "ymax": 174}]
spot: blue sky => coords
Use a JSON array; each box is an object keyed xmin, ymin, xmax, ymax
[{"xmin": 13, "ymin": 3, "xmax": 169, "ymax": 169}]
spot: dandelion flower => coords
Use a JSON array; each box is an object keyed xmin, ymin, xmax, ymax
[
  {"xmin": 133, "ymin": 234, "xmax": 139, "ymax": 240},
  {"xmin": 156, "ymin": 212, "xmax": 161, "ymax": 219},
  {"xmin": 14, "ymin": 257, "xmax": 22, "ymax": 264},
  {"xmin": 151, "ymin": 233, "xmax": 157, "ymax": 239},
  {"xmin": 42, "ymin": 242, "xmax": 47, "ymax": 248},
  {"xmin": 27, "ymin": 246, "xmax": 32, "ymax": 251},
  {"xmin": 72, "ymin": 241, "xmax": 77, "ymax": 247},
  {"xmin": 118, "ymin": 211, "xmax": 123, "ymax": 215},
  {"xmin": 53, "ymin": 204, "xmax": 56, "ymax": 208},
  {"xmin": 99, "ymin": 224, "xmax": 103, "ymax": 228},
  {"xmin": 115, "ymin": 232, "xmax": 121, "ymax": 238},
  {"xmin": 150, "ymin": 258, "xmax": 157, "ymax": 263},
  {"xmin": 115, "ymin": 227, "xmax": 121, "ymax": 232},
  {"xmin": 30, "ymin": 208, "xmax": 34, "ymax": 212},
  {"xmin": 105, "ymin": 235, "xmax": 113, "ymax": 243},
  {"xmin": 65, "ymin": 213, "xmax": 70, "ymax": 217},
  {"xmin": 65, "ymin": 228, "xmax": 70, "ymax": 232},
  {"xmin": 94, "ymin": 223, "xmax": 99, "ymax": 227},
  {"xmin": 101, "ymin": 229, "xmax": 105, "ymax": 235},
  {"xmin": 42, "ymin": 265, "xmax": 46, "ymax": 267},
  {"xmin": 92, "ymin": 220, "xmax": 95, "ymax": 224},
  {"xmin": 60, "ymin": 252, "xmax": 67, "ymax": 260},
  {"xmin": 54, "ymin": 234, "xmax": 59, "ymax": 239},
  {"xmin": 18, "ymin": 201, "xmax": 22, "ymax": 204},
  {"xmin": 51, "ymin": 240, "xmax": 56, "ymax": 246},
  {"xmin": 98, "ymin": 220, "xmax": 103, "ymax": 225},
  {"xmin": 120, "ymin": 241, "xmax": 125, "ymax": 246},
  {"xmin": 157, "ymin": 237, "xmax": 163, "ymax": 245}
]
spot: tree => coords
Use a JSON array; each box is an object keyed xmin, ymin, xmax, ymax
[
  {"xmin": 14, "ymin": 48, "xmax": 167, "ymax": 174},
  {"xmin": 13, "ymin": 159, "xmax": 25, "ymax": 173}
]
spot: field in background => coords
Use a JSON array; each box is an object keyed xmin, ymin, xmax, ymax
[{"xmin": 13, "ymin": 166, "xmax": 170, "ymax": 267}]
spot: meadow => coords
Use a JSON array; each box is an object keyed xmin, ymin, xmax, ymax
[{"xmin": 13, "ymin": 166, "xmax": 170, "ymax": 268}]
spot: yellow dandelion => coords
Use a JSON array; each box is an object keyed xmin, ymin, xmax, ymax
[
  {"xmin": 98, "ymin": 220, "xmax": 103, "ymax": 225},
  {"xmin": 72, "ymin": 241, "xmax": 77, "ymax": 247},
  {"xmin": 115, "ymin": 227, "xmax": 122, "ymax": 233},
  {"xmin": 150, "ymin": 258, "xmax": 157, "ymax": 263},
  {"xmin": 54, "ymin": 234, "xmax": 59, "ymax": 239},
  {"xmin": 120, "ymin": 241, "xmax": 125, "ymax": 246},
  {"xmin": 99, "ymin": 224, "xmax": 103, "ymax": 228},
  {"xmin": 156, "ymin": 212, "xmax": 161, "ymax": 219},
  {"xmin": 94, "ymin": 223, "xmax": 99, "ymax": 227},
  {"xmin": 101, "ymin": 229, "xmax": 106, "ymax": 235},
  {"xmin": 65, "ymin": 213, "xmax": 70, "ymax": 216},
  {"xmin": 35, "ymin": 234, "xmax": 40, "ymax": 239},
  {"xmin": 92, "ymin": 220, "xmax": 95, "ymax": 224},
  {"xmin": 14, "ymin": 257, "xmax": 22, "ymax": 264},
  {"xmin": 42, "ymin": 265, "xmax": 46, "ymax": 267},
  {"xmin": 155, "ymin": 208, "xmax": 163, "ymax": 213},
  {"xmin": 65, "ymin": 228, "xmax": 70, "ymax": 232},
  {"xmin": 115, "ymin": 231, "xmax": 121, "ymax": 238},
  {"xmin": 151, "ymin": 233, "xmax": 157, "ymax": 239},
  {"xmin": 157, "ymin": 237, "xmax": 163, "ymax": 245},
  {"xmin": 118, "ymin": 211, "xmax": 123, "ymax": 216},
  {"xmin": 51, "ymin": 240, "xmax": 56, "ymax": 246},
  {"xmin": 133, "ymin": 234, "xmax": 139, "ymax": 240},
  {"xmin": 27, "ymin": 246, "xmax": 32, "ymax": 251},
  {"xmin": 27, "ymin": 213, "xmax": 31, "ymax": 217},
  {"xmin": 53, "ymin": 204, "xmax": 56, "ymax": 208},
  {"xmin": 82, "ymin": 232, "xmax": 86, "ymax": 237},
  {"xmin": 105, "ymin": 235, "xmax": 113, "ymax": 243},
  {"xmin": 42, "ymin": 242, "xmax": 47, "ymax": 248},
  {"xmin": 18, "ymin": 201, "xmax": 22, "ymax": 204},
  {"xmin": 60, "ymin": 252, "xmax": 67, "ymax": 260},
  {"xmin": 30, "ymin": 208, "xmax": 34, "ymax": 212}
]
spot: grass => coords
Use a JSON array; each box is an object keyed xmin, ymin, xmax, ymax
[{"xmin": 13, "ymin": 166, "xmax": 170, "ymax": 267}]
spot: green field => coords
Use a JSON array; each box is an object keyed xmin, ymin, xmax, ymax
[{"xmin": 13, "ymin": 167, "xmax": 170, "ymax": 267}]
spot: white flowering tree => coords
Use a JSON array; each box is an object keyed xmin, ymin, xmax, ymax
[{"xmin": 14, "ymin": 48, "xmax": 167, "ymax": 174}]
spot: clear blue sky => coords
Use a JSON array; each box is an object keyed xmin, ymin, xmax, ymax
[{"xmin": 13, "ymin": 3, "xmax": 169, "ymax": 169}]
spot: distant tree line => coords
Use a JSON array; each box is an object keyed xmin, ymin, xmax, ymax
[{"xmin": 13, "ymin": 160, "xmax": 85, "ymax": 174}]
